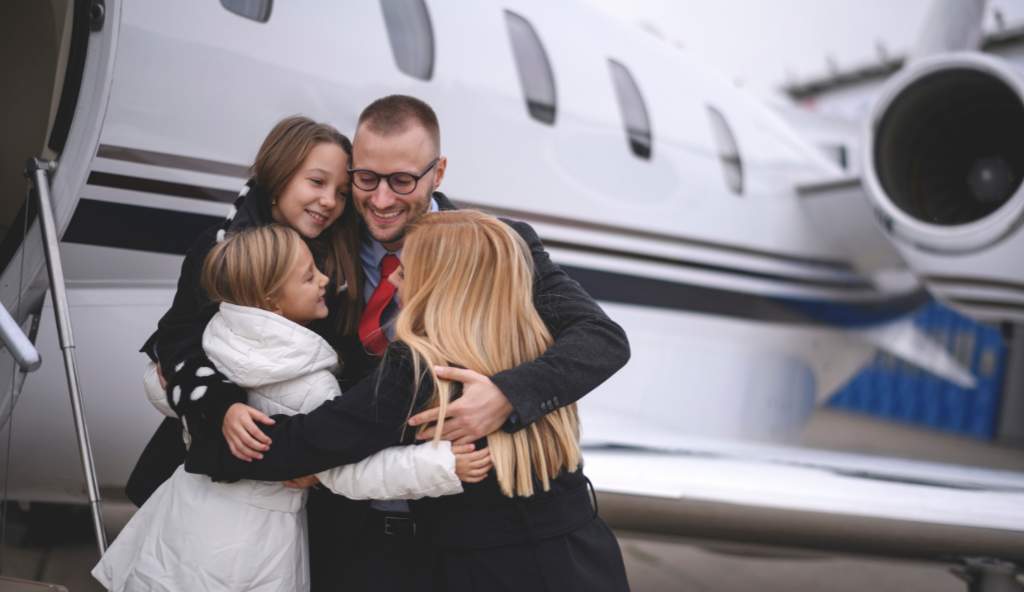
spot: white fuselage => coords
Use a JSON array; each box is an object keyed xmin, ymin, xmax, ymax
[{"xmin": 1, "ymin": 0, "xmax": 918, "ymax": 502}]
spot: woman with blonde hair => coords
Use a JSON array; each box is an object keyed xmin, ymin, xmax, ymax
[{"xmin": 392, "ymin": 210, "xmax": 628, "ymax": 591}]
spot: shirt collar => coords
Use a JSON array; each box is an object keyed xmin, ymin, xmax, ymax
[{"xmin": 361, "ymin": 195, "xmax": 440, "ymax": 266}]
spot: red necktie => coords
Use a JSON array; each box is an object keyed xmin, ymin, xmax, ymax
[{"xmin": 359, "ymin": 254, "xmax": 400, "ymax": 356}]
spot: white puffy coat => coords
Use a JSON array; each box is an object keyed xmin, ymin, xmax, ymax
[{"xmin": 94, "ymin": 303, "xmax": 461, "ymax": 592}]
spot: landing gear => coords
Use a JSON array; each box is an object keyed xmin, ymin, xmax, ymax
[{"xmin": 953, "ymin": 558, "xmax": 1024, "ymax": 592}]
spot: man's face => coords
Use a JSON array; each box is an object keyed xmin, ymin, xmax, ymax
[{"xmin": 351, "ymin": 124, "xmax": 446, "ymax": 250}]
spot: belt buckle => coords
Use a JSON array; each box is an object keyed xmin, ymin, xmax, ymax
[{"xmin": 384, "ymin": 515, "xmax": 414, "ymax": 536}]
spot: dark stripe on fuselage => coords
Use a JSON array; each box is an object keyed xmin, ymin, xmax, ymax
[
  {"xmin": 87, "ymin": 172, "xmax": 238, "ymax": 203},
  {"xmin": 85, "ymin": 171, "xmax": 863, "ymax": 291},
  {"xmin": 62, "ymin": 199, "xmax": 924, "ymax": 326},
  {"xmin": 63, "ymin": 199, "xmax": 222, "ymax": 256},
  {"xmin": 97, "ymin": 145, "xmax": 252, "ymax": 178},
  {"xmin": 927, "ymin": 275, "xmax": 1024, "ymax": 295},
  {"xmin": 544, "ymin": 239, "xmax": 870, "ymax": 290},
  {"xmin": 455, "ymin": 198, "xmax": 854, "ymax": 271},
  {"xmin": 87, "ymin": 161, "xmax": 853, "ymax": 272}
]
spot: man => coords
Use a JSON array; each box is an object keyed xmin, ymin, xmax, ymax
[{"xmin": 190, "ymin": 95, "xmax": 630, "ymax": 590}]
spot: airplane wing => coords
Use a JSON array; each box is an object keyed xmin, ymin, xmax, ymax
[
  {"xmin": 581, "ymin": 408, "xmax": 1024, "ymax": 564},
  {"xmin": 584, "ymin": 444, "xmax": 1024, "ymax": 563}
]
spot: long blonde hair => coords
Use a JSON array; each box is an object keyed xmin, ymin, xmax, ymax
[
  {"xmin": 395, "ymin": 210, "xmax": 581, "ymax": 497},
  {"xmin": 201, "ymin": 225, "xmax": 304, "ymax": 310}
]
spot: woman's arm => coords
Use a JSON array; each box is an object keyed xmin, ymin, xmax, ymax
[
  {"xmin": 315, "ymin": 441, "xmax": 461, "ymax": 500},
  {"xmin": 185, "ymin": 343, "xmax": 430, "ymax": 482}
]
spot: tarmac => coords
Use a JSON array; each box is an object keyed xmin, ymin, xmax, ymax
[{"xmin": 1, "ymin": 408, "xmax": 1021, "ymax": 591}]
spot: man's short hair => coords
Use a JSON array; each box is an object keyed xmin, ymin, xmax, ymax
[{"xmin": 356, "ymin": 95, "xmax": 441, "ymax": 151}]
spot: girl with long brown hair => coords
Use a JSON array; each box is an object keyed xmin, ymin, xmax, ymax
[{"xmin": 128, "ymin": 115, "xmax": 363, "ymax": 505}]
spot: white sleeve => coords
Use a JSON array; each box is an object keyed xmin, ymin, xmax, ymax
[
  {"xmin": 143, "ymin": 361, "xmax": 177, "ymax": 418},
  {"xmin": 316, "ymin": 440, "xmax": 463, "ymax": 500}
]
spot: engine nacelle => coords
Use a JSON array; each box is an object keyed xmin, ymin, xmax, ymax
[{"xmin": 863, "ymin": 53, "xmax": 1024, "ymax": 323}]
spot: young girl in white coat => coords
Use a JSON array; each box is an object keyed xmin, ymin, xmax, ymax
[{"xmin": 93, "ymin": 225, "xmax": 487, "ymax": 591}]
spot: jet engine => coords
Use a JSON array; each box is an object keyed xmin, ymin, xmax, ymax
[{"xmin": 863, "ymin": 53, "xmax": 1024, "ymax": 323}]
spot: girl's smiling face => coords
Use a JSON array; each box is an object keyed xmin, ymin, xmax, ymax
[
  {"xmin": 273, "ymin": 243, "xmax": 329, "ymax": 324},
  {"xmin": 272, "ymin": 142, "xmax": 349, "ymax": 239}
]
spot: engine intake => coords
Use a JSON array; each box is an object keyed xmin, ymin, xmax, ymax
[
  {"xmin": 865, "ymin": 54, "xmax": 1024, "ymax": 253},
  {"xmin": 864, "ymin": 54, "xmax": 1024, "ymax": 322}
]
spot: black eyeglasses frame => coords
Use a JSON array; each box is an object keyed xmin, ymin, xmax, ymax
[{"xmin": 347, "ymin": 157, "xmax": 440, "ymax": 195}]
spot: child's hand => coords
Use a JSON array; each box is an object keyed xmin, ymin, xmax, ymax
[
  {"xmin": 283, "ymin": 475, "xmax": 320, "ymax": 489},
  {"xmin": 223, "ymin": 403, "xmax": 275, "ymax": 461},
  {"xmin": 453, "ymin": 443, "xmax": 492, "ymax": 483}
]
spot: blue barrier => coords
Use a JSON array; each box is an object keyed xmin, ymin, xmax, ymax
[{"xmin": 828, "ymin": 299, "xmax": 1007, "ymax": 440}]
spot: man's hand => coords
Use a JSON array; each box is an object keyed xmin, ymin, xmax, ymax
[
  {"xmin": 452, "ymin": 443, "xmax": 492, "ymax": 483},
  {"xmin": 407, "ymin": 366, "xmax": 513, "ymax": 445},
  {"xmin": 223, "ymin": 402, "xmax": 276, "ymax": 461},
  {"xmin": 283, "ymin": 474, "xmax": 320, "ymax": 489}
]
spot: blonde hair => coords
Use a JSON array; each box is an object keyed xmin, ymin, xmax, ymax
[
  {"xmin": 252, "ymin": 115, "xmax": 362, "ymax": 333},
  {"xmin": 395, "ymin": 210, "xmax": 581, "ymax": 497},
  {"xmin": 201, "ymin": 225, "xmax": 305, "ymax": 310}
]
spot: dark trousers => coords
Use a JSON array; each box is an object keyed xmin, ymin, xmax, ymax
[{"xmin": 308, "ymin": 490, "xmax": 431, "ymax": 592}]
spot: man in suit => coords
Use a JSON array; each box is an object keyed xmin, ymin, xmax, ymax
[{"xmin": 203, "ymin": 95, "xmax": 630, "ymax": 591}]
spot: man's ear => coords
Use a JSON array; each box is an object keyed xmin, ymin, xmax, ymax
[{"xmin": 433, "ymin": 156, "xmax": 447, "ymax": 189}]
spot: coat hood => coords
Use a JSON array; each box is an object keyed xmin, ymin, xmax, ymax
[{"xmin": 202, "ymin": 302, "xmax": 338, "ymax": 388}]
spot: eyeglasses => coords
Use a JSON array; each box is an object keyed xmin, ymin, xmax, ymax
[{"xmin": 348, "ymin": 158, "xmax": 439, "ymax": 195}]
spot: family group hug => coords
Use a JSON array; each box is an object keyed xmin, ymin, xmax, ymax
[{"xmin": 91, "ymin": 95, "xmax": 632, "ymax": 591}]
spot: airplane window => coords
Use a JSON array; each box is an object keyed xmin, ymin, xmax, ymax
[
  {"xmin": 706, "ymin": 105, "xmax": 744, "ymax": 195},
  {"xmin": 505, "ymin": 10, "xmax": 557, "ymax": 125},
  {"xmin": 381, "ymin": 0, "xmax": 434, "ymax": 81},
  {"xmin": 220, "ymin": 0, "xmax": 272, "ymax": 23},
  {"xmin": 608, "ymin": 59, "xmax": 652, "ymax": 159}
]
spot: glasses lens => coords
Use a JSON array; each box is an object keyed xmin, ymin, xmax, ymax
[
  {"xmin": 352, "ymin": 171, "xmax": 379, "ymax": 191},
  {"xmin": 389, "ymin": 173, "xmax": 416, "ymax": 195}
]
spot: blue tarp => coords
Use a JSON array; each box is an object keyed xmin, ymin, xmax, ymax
[{"xmin": 829, "ymin": 299, "xmax": 1007, "ymax": 440}]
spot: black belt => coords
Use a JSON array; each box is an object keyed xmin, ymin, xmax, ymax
[{"xmin": 366, "ymin": 511, "xmax": 418, "ymax": 538}]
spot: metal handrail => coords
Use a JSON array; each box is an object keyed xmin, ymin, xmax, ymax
[
  {"xmin": 24, "ymin": 158, "xmax": 106, "ymax": 554},
  {"xmin": 0, "ymin": 303, "xmax": 40, "ymax": 373}
]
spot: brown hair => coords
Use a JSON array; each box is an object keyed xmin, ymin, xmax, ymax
[
  {"xmin": 201, "ymin": 225, "xmax": 304, "ymax": 310},
  {"xmin": 251, "ymin": 115, "xmax": 362, "ymax": 333},
  {"xmin": 356, "ymin": 95, "xmax": 441, "ymax": 151},
  {"xmin": 396, "ymin": 211, "xmax": 581, "ymax": 497}
]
